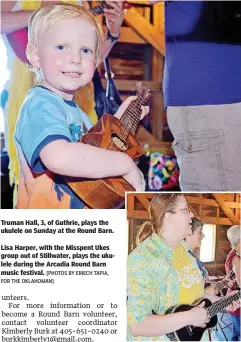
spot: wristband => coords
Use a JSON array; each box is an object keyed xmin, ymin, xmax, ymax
[{"xmin": 106, "ymin": 29, "xmax": 120, "ymax": 43}]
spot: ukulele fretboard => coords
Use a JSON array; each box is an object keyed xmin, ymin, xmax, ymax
[{"xmin": 207, "ymin": 292, "xmax": 240, "ymax": 318}]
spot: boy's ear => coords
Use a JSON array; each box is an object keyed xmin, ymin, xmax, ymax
[{"xmin": 27, "ymin": 43, "xmax": 40, "ymax": 68}]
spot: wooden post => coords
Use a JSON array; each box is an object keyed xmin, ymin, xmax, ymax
[
  {"xmin": 127, "ymin": 194, "xmax": 135, "ymax": 253},
  {"xmin": 151, "ymin": 2, "xmax": 165, "ymax": 140}
]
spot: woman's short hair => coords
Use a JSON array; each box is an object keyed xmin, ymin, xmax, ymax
[
  {"xmin": 191, "ymin": 218, "xmax": 203, "ymax": 234},
  {"xmin": 227, "ymin": 225, "xmax": 240, "ymax": 247}
]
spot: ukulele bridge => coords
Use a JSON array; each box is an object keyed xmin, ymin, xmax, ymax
[
  {"xmin": 186, "ymin": 325, "xmax": 194, "ymax": 336},
  {"xmin": 111, "ymin": 133, "xmax": 128, "ymax": 151}
]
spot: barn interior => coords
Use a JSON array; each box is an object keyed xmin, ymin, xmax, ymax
[{"xmin": 127, "ymin": 192, "xmax": 241, "ymax": 340}]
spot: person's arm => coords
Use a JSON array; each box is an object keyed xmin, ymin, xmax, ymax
[
  {"xmin": 1, "ymin": 0, "xmax": 86, "ymax": 34},
  {"xmin": 99, "ymin": 1, "xmax": 123, "ymax": 61},
  {"xmin": 17, "ymin": 93, "xmax": 144, "ymax": 191},
  {"xmin": 129, "ymin": 304, "xmax": 209, "ymax": 337},
  {"xmin": 39, "ymin": 139, "xmax": 145, "ymax": 192},
  {"xmin": 232, "ymin": 255, "xmax": 240, "ymax": 286},
  {"xmin": 1, "ymin": 1, "xmax": 34, "ymax": 34}
]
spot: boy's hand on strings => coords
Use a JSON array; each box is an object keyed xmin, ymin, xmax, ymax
[
  {"xmin": 114, "ymin": 96, "xmax": 149, "ymax": 121},
  {"xmin": 104, "ymin": 1, "xmax": 124, "ymax": 36}
]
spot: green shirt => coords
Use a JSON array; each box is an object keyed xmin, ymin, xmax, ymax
[{"xmin": 127, "ymin": 233, "xmax": 207, "ymax": 341}]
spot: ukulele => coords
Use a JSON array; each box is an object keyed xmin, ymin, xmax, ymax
[
  {"xmin": 166, "ymin": 291, "xmax": 241, "ymax": 341},
  {"xmin": 6, "ymin": 1, "xmax": 132, "ymax": 64},
  {"xmin": 212, "ymin": 270, "xmax": 236, "ymax": 294},
  {"xmin": 204, "ymin": 270, "xmax": 236, "ymax": 295},
  {"xmin": 66, "ymin": 83, "xmax": 151, "ymax": 209}
]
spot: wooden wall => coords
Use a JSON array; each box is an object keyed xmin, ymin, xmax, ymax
[{"xmin": 127, "ymin": 193, "xmax": 240, "ymax": 275}]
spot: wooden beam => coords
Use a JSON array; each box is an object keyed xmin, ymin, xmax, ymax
[
  {"xmin": 119, "ymin": 27, "xmax": 146, "ymax": 44},
  {"xmin": 213, "ymin": 194, "xmax": 240, "ymax": 225},
  {"xmin": 101, "ymin": 79, "xmax": 161, "ymax": 93},
  {"xmin": 151, "ymin": 91, "xmax": 163, "ymax": 140},
  {"xmin": 135, "ymin": 194, "xmax": 150, "ymax": 211},
  {"xmin": 205, "ymin": 263, "xmax": 225, "ymax": 269},
  {"xmin": 189, "ymin": 203, "xmax": 200, "ymax": 220},
  {"xmin": 128, "ymin": 218, "xmax": 135, "ymax": 253},
  {"xmin": 128, "ymin": 0, "xmax": 151, "ymax": 4},
  {"xmin": 124, "ymin": 7, "xmax": 165, "ymax": 55},
  {"xmin": 199, "ymin": 216, "xmax": 232, "ymax": 226},
  {"xmin": 136, "ymin": 126, "xmax": 161, "ymax": 145},
  {"xmin": 185, "ymin": 196, "xmax": 219, "ymax": 207},
  {"xmin": 128, "ymin": 210, "xmax": 150, "ymax": 220},
  {"xmin": 103, "ymin": 26, "xmax": 146, "ymax": 44},
  {"xmin": 152, "ymin": 2, "xmax": 165, "ymax": 80},
  {"xmin": 225, "ymin": 201, "xmax": 241, "ymax": 209},
  {"xmin": 127, "ymin": 194, "xmax": 135, "ymax": 218}
]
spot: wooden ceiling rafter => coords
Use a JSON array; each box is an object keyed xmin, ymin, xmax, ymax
[
  {"xmin": 135, "ymin": 193, "xmax": 150, "ymax": 211},
  {"xmin": 212, "ymin": 194, "xmax": 240, "ymax": 225},
  {"xmin": 127, "ymin": 193, "xmax": 240, "ymax": 226},
  {"xmin": 188, "ymin": 203, "xmax": 200, "ymax": 220},
  {"xmin": 124, "ymin": 7, "xmax": 165, "ymax": 55}
]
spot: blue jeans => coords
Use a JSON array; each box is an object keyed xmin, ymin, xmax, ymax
[{"xmin": 231, "ymin": 315, "xmax": 240, "ymax": 341}]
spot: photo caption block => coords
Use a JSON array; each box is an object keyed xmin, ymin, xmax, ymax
[{"xmin": 0, "ymin": 209, "xmax": 127, "ymax": 342}]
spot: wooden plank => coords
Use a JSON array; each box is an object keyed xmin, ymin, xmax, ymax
[
  {"xmin": 152, "ymin": 2, "xmax": 165, "ymax": 80},
  {"xmin": 101, "ymin": 79, "xmax": 161, "ymax": 92},
  {"xmin": 144, "ymin": 6, "xmax": 151, "ymax": 21},
  {"xmin": 151, "ymin": 91, "xmax": 163, "ymax": 140},
  {"xmin": 225, "ymin": 201, "xmax": 241, "ymax": 209},
  {"xmin": 135, "ymin": 194, "xmax": 150, "ymax": 210},
  {"xmin": 103, "ymin": 26, "xmax": 146, "ymax": 44},
  {"xmin": 124, "ymin": 7, "xmax": 165, "ymax": 55},
  {"xmin": 213, "ymin": 194, "xmax": 240, "ymax": 225},
  {"xmin": 189, "ymin": 203, "xmax": 200, "ymax": 220},
  {"xmin": 128, "ymin": 0, "xmax": 151, "ymax": 4},
  {"xmin": 127, "ymin": 194, "xmax": 135, "ymax": 218},
  {"xmin": 152, "ymin": 53, "xmax": 163, "ymax": 86},
  {"xmin": 204, "ymin": 263, "xmax": 225, "ymax": 269},
  {"xmin": 119, "ymin": 27, "xmax": 146, "ymax": 44},
  {"xmin": 136, "ymin": 126, "xmax": 161, "ymax": 145},
  {"xmin": 200, "ymin": 216, "xmax": 232, "ymax": 226},
  {"xmin": 185, "ymin": 196, "xmax": 219, "ymax": 207},
  {"xmin": 128, "ymin": 218, "xmax": 135, "ymax": 253},
  {"xmin": 132, "ymin": 210, "xmax": 150, "ymax": 220}
]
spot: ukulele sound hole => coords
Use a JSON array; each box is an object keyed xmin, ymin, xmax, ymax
[{"xmin": 111, "ymin": 133, "xmax": 128, "ymax": 151}]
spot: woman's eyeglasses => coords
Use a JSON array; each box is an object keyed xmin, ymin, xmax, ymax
[{"xmin": 179, "ymin": 207, "xmax": 192, "ymax": 214}]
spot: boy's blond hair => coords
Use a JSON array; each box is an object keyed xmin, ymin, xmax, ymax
[{"xmin": 26, "ymin": 3, "xmax": 104, "ymax": 80}]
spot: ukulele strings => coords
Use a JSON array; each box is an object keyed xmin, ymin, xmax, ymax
[
  {"xmin": 123, "ymin": 95, "xmax": 146, "ymax": 142},
  {"xmin": 120, "ymin": 84, "xmax": 149, "ymax": 141},
  {"xmin": 112, "ymin": 93, "xmax": 145, "ymax": 151},
  {"xmin": 104, "ymin": 85, "xmax": 148, "ymax": 152}
]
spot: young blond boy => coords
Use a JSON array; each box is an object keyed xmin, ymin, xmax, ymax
[{"xmin": 14, "ymin": 3, "xmax": 148, "ymax": 209}]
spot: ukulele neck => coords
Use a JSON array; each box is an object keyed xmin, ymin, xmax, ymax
[{"xmin": 207, "ymin": 292, "xmax": 240, "ymax": 318}]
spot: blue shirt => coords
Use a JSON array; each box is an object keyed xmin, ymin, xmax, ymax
[
  {"xmin": 164, "ymin": 1, "xmax": 241, "ymax": 108},
  {"xmin": 14, "ymin": 86, "xmax": 92, "ymax": 209}
]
